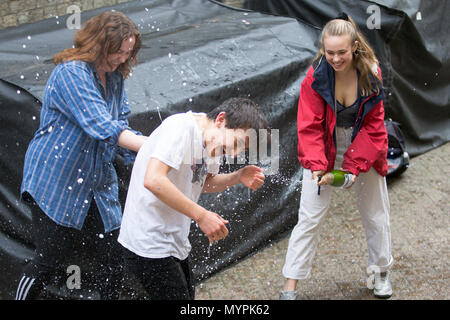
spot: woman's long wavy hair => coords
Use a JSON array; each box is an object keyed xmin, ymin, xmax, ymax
[
  {"xmin": 313, "ymin": 15, "xmax": 381, "ymax": 96},
  {"xmin": 53, "ymin": 11, "xmax": 142, "ymax": 79}
]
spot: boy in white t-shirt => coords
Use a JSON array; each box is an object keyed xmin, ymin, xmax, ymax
[{"xmin": 118, "ymin": 97, "xmax": 268, "ymax": 300}]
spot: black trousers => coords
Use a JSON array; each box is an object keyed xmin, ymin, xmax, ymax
[
  {"xmin": 16, "ymin": 193, "xmax": 123, "ymax": 300},
  {"xmin": 123, "ymin": 247, "xmax": 195, "ymax": 300}
]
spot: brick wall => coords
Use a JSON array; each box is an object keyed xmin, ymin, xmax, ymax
[
  {"xmin": 0, "ymin": 0, "xmax": 245, "ymax": 31},
  {"xmin": 222, "ymin": 0, "xmax": 243, "ymax": 8},
  {"xmin": 0, "ymin": 0, "xmax": 134, "ymax": 30}
]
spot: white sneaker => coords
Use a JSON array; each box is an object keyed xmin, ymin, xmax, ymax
[
  {"xmin": 279, "ymin": 290, "xmax": 298, "ymax": 300},
  {"xmin": 374, "ymin": 271, "xmax": 393, "ymax": 298}
]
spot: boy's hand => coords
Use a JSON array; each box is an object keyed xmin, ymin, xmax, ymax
[
  {"xmin": 238, "ymin": 165, "xmax": 265, "ymax": 191},
  {"xmin": 196, "ymin": 209, "xmax": 229, "ymax": 243}
]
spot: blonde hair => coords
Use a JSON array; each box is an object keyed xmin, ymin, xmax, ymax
[
  {"xmin": 53, "ymin": 11, "xmax": 141, "ymax": 79},
  {"xmin": 313, "ymin": 15, "xmax": 381, "ymax": 96}
]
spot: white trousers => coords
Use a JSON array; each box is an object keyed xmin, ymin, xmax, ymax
[{"xmin": 282, "ymin": 127, "xmax": 393, "ymax": 280}]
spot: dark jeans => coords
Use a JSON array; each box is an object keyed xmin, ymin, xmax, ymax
[
  {"xmin": 123, "ymin": 247, "xmax": 195, "ymax": 300},
  {"xmin": 16, "ymin": 193, "xmax": 123, "ymax": 300}
]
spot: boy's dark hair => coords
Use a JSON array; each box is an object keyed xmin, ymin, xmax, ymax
[{"xmin": 207, "ymin": 97, "xmax": 268, "ymax": 130}]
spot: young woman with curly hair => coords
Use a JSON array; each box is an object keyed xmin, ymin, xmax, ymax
[{"xmin": 16, "ymin": 11, "xmax": 146, "ymax": 300}]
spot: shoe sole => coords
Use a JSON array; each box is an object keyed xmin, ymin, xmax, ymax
[{"xmin": 374, "ymin": 292, "xmax": 392, "ymax": 299}]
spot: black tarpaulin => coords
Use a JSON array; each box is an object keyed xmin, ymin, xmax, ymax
[
  {"xmin": 0, "ymin": 0, "xmax": 448, "ymax": 299},
  {"xmin": 1, "ymin": 0, "xmax": 316, "ymax": 299}
]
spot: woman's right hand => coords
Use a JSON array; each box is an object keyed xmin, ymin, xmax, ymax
[{"xmin": 311, "ymin": 170, "xmax": 326, "ymax": 182}]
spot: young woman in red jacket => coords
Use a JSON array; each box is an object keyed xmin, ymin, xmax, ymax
[{"xmin": 280, "ymin": 13, "xmax": 393, "ymax": 299}]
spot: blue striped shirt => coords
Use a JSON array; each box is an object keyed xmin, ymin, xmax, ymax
[{"xmin": 21, "ymin": 60, "xmax": 140, "ymax": 232}]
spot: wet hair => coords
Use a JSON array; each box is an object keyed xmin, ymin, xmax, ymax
[
  {"xmin": 313, "ymin": 14, "xmax": 381, "ymax": 95},
  {"xmin": 53, "ymin": 11, "xmax": 142, "ymax": 79},
  {"xmin": 207, "ymin": 97, "xmax": 268, "ymax": 130}
]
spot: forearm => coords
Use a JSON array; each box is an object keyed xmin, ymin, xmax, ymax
[
  {"xmin": 202, "ymin": 171, "xmax": 241, "ymax": 193},
  {"xmin": 118, "ymin": 129, "xmax": 147, "ymax": 153},
  {"xmin": 145, "ymin": 174, "xmax": 206, "ymax": 222}
]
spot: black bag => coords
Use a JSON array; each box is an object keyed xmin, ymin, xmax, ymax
[{"xmin": 385, "ymin": 119, "xmax": 409, "ymax": 178}]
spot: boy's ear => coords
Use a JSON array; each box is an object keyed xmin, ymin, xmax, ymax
[{"xmin": 215, "ymin": 111, "xmax": 227, "ymax": 128}]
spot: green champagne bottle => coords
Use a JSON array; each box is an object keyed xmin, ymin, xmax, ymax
[{"xmin": 323, "ymin": 170, "xmax": 355, "ymax": 188}]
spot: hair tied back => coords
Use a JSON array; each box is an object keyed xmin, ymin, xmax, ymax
[{"xmin": 335, "ymin": 12, "xmax": 349, "ymax": 21}]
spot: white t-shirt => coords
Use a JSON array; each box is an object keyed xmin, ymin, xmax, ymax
[{"xmin": 118, "ymin": 111, "xmax": 220, "ymax": 260}]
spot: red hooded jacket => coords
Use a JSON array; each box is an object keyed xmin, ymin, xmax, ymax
[{"xmin": 297, "ymin": 57, "xmax": 388, "ymax": 176}]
